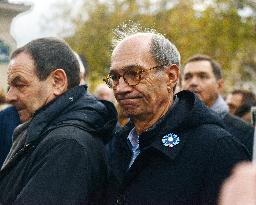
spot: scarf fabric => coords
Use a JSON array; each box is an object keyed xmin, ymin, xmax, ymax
[
  {"xmin": 210, "ymin": 95, "xmax": 229, "ymax": 119},
  {"xmin": 1, "ymin": 121, "xmax": 30, "ymax": 170}
]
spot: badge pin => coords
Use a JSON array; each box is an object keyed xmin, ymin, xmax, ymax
[{"xmin": 162, "ymin": 133, "xmax": 180, "ymax": 148}]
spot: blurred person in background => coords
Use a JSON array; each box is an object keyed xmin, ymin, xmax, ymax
[
  {"xmin": 0, "ymin": 86, "xmax": 20, "ymax": 168},
  {"xmin": 0, "ymin": 87, "xmax": 9, "ymax": 111},
  {"xmin": 94, "ymin": 83, "xmax": 116, "ymax": 103},
  {"xmin": 226, "ymin": 89, "xmax": 256, "ymax": 124},
  {"xmin": 0, "ymin": 106, "xmax": 20, "ymax": 167},
  {"xmin": 94, "ymin": 83, "xmax": 129, "ymax": 128},
  {"xmin": 74, "ymin": 52, "xmax": 88, "ymax": 85},
  {"xmin": 182, "ymin": 54, "xmax": 254, "ymax": 155}
]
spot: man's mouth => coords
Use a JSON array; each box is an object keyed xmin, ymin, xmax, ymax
[
  {"xmin": 119, "ymin": 97, "xmax": 140, "ymax": 103},
  {"xmin": 189, "ymin": 89, "xmax": 201, "ymax": 95},
  {"xmin": 118, "ymin": 96, "xmax": 143, "ymax": 106}
]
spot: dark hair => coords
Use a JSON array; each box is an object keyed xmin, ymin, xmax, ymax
[
  {"xmin": 231, "ymin": 89, "xmax": 256, "ymax": 117},
  {"xmin": 185, "ymin": 54, "xmax": 222, "ymax": 80},
  {"xmin": 11, "ymin": 37, "xmax": 80, "ymax": 89}
]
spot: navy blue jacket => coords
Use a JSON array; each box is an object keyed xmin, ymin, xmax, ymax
[
  {"xmin": 106, "ymin": 91, "xmax": 249, "ymax": 205},
  {"xmin": 0, "ymin": 106, "xmax": 20, "ymax": 167},
  {"xmin": 0, "ymin": 85, "xmax": 117, "ymax": 205}
]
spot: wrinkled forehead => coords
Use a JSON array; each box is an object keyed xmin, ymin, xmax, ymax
[
  {"xmin": 111, "ymin": 33, "xmax": 155, "ymax": 70},
  {"xmin": 9, "ymin": 52, "xmax": 35, "ymax": 70},
  {"xmin": 7, "ymin": 53, "xmax": 36, "ymax": 80}
]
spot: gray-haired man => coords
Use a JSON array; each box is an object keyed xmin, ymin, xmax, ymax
[{"xmin": 105, "ymin": 26, "xmax": 249, "ymax": 205}]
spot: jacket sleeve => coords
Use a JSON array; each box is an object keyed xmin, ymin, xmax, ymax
[
  {"xmin": 14, "ymin": 138, "xmax": 107, "ymax": 205},
  {"xmin": 202, "ymin": 135, "xmax": 250, "ymax": 205}
]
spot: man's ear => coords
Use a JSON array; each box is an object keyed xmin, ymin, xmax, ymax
[
  {"xmin": 165, "ymin": 64, "xmax": 180, "ymax": 93},
  {"xmin": 217, "ymin": 78, "xmax": 224, "ymax": 92},
  {"xmin": 50, "ymin": 69, "xmax": 68, "ymax": 96}
]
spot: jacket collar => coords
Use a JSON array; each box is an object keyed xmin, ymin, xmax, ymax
[
  {"xmin": 138, "ymin": 94, "xmax": 190, "ymax": 161},
  {"xmin": 120, "ymin": 90, "xmax": 224, "ymax": 161},
  {"xmin": 26, "ymin": 85, "xmax": 87, "ymax": 144}
]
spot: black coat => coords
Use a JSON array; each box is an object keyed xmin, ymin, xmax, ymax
[
  {"xmin": 223, "ymin": 113, "xmax": 254, "ymax": 156},
  {"xmin": 106, "ymin": 91, "xmax": 250, "ymax": 205},
  {"xmin": 0, "ymin": 85, "xmax": 117, "ymax": 205}
]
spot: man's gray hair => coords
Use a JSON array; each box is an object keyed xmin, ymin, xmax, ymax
[{"xmin": 112, "ymin": 23, "xmax": 181, "ymax": 66}]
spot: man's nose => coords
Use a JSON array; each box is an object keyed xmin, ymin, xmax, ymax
[
  {"xmin": 114, "ymin": 77, "xmax": 132, "ymax": 93},
  {"xmin": 189, "ymin": 76, "xmax": 199, "ymax": 86},
  {"xmin": 5, "ymin": 87, "xmax": 17, "ymax": 104}
]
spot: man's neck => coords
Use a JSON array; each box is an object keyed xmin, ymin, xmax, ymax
[{"xmin": 133, "ymin": 97, "xmax": 173, "ymax": 135}]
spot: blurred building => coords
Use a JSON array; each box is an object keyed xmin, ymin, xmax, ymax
[{"xmin": 0, "ymin": 0, "xmax": 30, "ymax": 91}]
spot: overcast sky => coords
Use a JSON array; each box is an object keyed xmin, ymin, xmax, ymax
[{"xmin": 9, "ymin": 0, "xmax": 81, "ymax": 47}]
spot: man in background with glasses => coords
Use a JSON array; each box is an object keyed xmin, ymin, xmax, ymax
[{"xmin": 105, "ymin": 26, "xmax": 249, "ymax": 205}]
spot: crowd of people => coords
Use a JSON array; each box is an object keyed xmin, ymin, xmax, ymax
[{"xmin": 0, "ymin": 25, "xmax": 255, "ymax": 205}]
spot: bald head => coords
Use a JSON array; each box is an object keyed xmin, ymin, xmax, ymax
[
  {"xmin": 94, "ymin": 84, "xmax": 115, "ymax": 102},
  {"xmin": 112, "ymin": 33, "xmax": 155, "ymax": 69},
  {"xmin": 112, "ymin": 32, "xmax": 180, "ymax": 68},
  {"xmin": 112, "ymin": 33, "xmax": 153, "ymax": 57}
]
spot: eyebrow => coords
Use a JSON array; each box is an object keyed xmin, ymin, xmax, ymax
[
  {"xmin": 184, "ymin": 71, "xmax": 208, "ymax": 75},
  {"xmin": 110, "ymin": 64, "xmax": 144, "ymax": 73},
  {"xmin": 8, "ymin": 75, "xmax": 27, "ymax": 85}
]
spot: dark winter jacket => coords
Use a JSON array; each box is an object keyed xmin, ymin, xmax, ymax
[
  {"xmin": 106, "ymin": 90, "xmax": 249, "ymax": 205},
  {"xmin": 0, "ymin": 85, "xmax": 117, "ymax": 205},
  {"xmin": 0, "ymin": 106, "xmax": 20, "ymax": 167},
  {"xmin": 223, "ymin": 113, "xmax": 254, "ymax": 156}
]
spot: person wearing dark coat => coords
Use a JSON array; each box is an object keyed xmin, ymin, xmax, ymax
[
  {"xmin": 0, "ymin": 106, "xmax": 20, "ymax": 167},
  {"xmin": 104, "ymin": 29, "xmax": 249, "ymax": 205},
  {"xmin": 0, "ymin": 38, "xmax": 117, "ymax": 205},
  {"xmin": 182, "ymin": 54, "xmax": 254, "ymax": 156},
  {"xmin": 223, "ymin": 114, "xmax": 254, "ymax": 155}
]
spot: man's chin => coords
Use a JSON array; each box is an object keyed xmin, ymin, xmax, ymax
[
  {"xmin": 19, "ymin": 111, "xmax": 32, "ymax": 123},
  {"xmin": 122, "ymin": 109, "xmax": 138, "ymax": 119},
  {"xmin": 193, "ymin": 92, "xmax": 202, "ymax": 100}
]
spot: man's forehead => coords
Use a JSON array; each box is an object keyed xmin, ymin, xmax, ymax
[
  {"xmin": 112, "ymin": 33, "xmax": 152, "ymax": 57},
  {"xmin": 9, "ymin": 53, "xmax": 34, "ymax": 70},
  {"xmin": 184, "ymin": 61, "xmax": 213, "ymax": 74},
  {"xmin": 231, "ymin": 93, "xmax": 243, "ymax": 102},
  {"xmin": 111, "ymin": 35, "xmax": 155, "ymax": 70},
  {"xmin": 8, "ymin": 58, "xmax": 36, "ymax": 81}
]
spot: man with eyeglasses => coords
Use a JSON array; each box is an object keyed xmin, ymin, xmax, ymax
[{"xmin": 105, "ymin": 26, "xmax": 249, "ymax": 205}]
